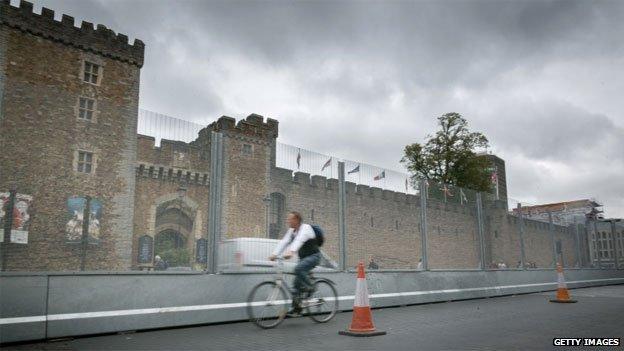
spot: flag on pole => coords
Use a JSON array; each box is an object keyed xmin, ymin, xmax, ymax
[
  {"xmin": 348, "ymin": 164, "xmax": 360, "ymax": 174},
  {"xmin": 296, "ymin": 149, "xmax": 301, "ymax": 169},
  {"xmin": 373, "ymin": 170, "xmax": 385, "ymax": 181},
  {"xmin": 321, "ymin": 157, "xmax": 332, "ymax": 172},
  {"xmin": 440, "ymin": 184, "xmax": 453, "ymax": 202},
  {"xmin": 491, "ymin": 166, "xmax": 499, "ymax": 200},
  {"xmin": 460, "ymin": 188, "xmax": 467, "ymax": 204}
]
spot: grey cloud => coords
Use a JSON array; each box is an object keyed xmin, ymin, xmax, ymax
[
  {"xmin": 485, "ymin": 99, "xmax": 624, "ymax": 163},
  {"xmin": 28, "ymin": 0, "xmax": 624, "ymax": 217}
]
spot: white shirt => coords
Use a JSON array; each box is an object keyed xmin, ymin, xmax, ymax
[{"xmin": 272, "ymin": 223, "xmax": 316, "ymax": 256}]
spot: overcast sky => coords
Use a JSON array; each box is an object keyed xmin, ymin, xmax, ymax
[{"xmin": 23, "ymin": 0, "xmax": 624, "ymax": 217}]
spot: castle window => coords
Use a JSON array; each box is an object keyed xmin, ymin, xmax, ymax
[
  {"xmin": 78, "ymin": 97, "xmax": 95, "ymax": 121},
  {"xmin": 269, "ymin": 192, "xmax": 285, "ymax": 239},
  {"xmin": 77, "ymin": 151, "xmax": 94, "ymax": 173},
  {"xmin": 83, "ymin": 61, "xmax": 101, "ymax": 84},
  {"xmin": 242, "ymin": 144, "xmax": 253, "ymax": 156}
]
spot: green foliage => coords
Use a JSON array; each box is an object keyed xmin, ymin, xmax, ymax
[
  {"xmin": 401, "ymin": 112, "xmax": 491, "ymax": 192},
  {"xmin": 158, "ymin": 248, "xmax": 191, "ymax": 267},
  {"xmin": 155, "ymin": 230, "xmax": 189, "ymax": 267}
]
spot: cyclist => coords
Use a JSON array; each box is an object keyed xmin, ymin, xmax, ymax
[{"xmin": 268, "ymin": 211, "xmax": 321, "ymax": 315}]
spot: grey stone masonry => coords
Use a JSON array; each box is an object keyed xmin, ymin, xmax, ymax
[{"xmin": 0, "ymin": 0, "xmax": 144, "ymax": 67}]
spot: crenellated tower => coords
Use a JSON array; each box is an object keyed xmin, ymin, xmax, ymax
[{"xmin": 0, "ymin": 0, "xmax": 144, "ymax": 270}]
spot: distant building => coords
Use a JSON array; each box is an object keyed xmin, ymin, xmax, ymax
[{"xmin": 512, "ymin": 199, "xmax": 603, "ymax": 226}]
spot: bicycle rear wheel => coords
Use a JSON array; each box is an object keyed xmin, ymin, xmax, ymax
[
  {"xmin": 247, "ymin": 281, "xmax": 289, "ymax": 329},
  {"xmin": 306, "ymin": 280, "xmax": 338, "ymax": 323}
]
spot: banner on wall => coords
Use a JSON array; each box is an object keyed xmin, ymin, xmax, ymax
[
  {"xmin": 65, "ymin": 196, "xmax": 102, "ymax": 244},
  {"xmin": 137, "ymin": 235, "xmax": 154, "ymax": 264},
  {"xmin": 196, "ymin": 238, "xmax": 207, "ymax": 264},
  {"xmin": 0, "ymin": 192, "xmax": 33, "ymax": 244}
]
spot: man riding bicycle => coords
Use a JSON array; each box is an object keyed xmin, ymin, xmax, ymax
[{"xmin": 268, "ymin": 211, "xmax": 321, "ymax": 316}]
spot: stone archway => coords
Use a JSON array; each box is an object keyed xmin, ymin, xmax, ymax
[{"xmin": 151, "ymin": 193, "xmax": 201, "ymax": 267}]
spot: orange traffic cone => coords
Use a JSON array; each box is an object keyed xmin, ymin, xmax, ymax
[
  {"xmin": 339, "ymin": 262, "xmax": 386, "ymax": 337},
  {"xmin": 549, "ymin": 263, "xmax": 577, "ymax": 303}
]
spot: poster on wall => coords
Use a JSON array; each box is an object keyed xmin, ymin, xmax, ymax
[
  {"xmin": 65, "ymin": 196, "xmax": 102, "ymax": 244},
  {"xmin": 196, "ymin": 238, "xmax": 207, "ymax": 264},
  {"xmin": 0, "ymin": 192, "xmax": 33, "ymax": 244},
  {"xmin": 137, "ymin": 235, "xmax": 154, "ymax": 264}
]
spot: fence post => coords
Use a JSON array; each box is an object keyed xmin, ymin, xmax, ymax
[
  {"xmin": 207, "ymin": 131, "xmax": 223, "ymax": 274},
  {"xmin": 517, "ymin": 203, "xmax": 526, "ymax": 269},
  {"xmin": 610, "ymin": 220, "xmax": 619, "ymax": 269},
  {"xmin": 263, "ymin": 195, "xmax": 271, "ymax": 238},
  {"xmin": 80, "ymin": 195, "xmax": 91, "ymax": 271},
  {"xmin": 419, "ymin": 179, "xmax": 428, "ymax": 270},
  {"xmin": 476, "ymin": 193, "xmax": 486, "ymax": 270},
  {"xmin": 584, "ymin": 219, "xmax": 593, "ymax": 267},
  {"xmin": 337, "ymin": 161, "xmax": 347, "ymax": 271},
  {"xmin": 1, "ymin": 185, "xmax": 17, "ymax": 271},
  {"xmin": 548, "ymin": 211, "xmax": 557, "ymax": 268},
  {"xmin": 593, "ymin": 220, "xmax": 602, "ymax": 269}
]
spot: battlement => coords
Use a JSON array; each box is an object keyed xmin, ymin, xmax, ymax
[
  {"xmin": 311, "ymin": 175, "xmax": 326, "ymax": 188},
  {"xmin": 207, "ymin": 114, "xmax": 279, "ymax": 141},
  {"xmin": 137, "ymin": 134, "xmax": 210, "ymax": 172},
  {"xmin": 0, "ymin": 0, "xmax": 144, "ymax": 67},
  {"xmin": 139, "ymin": 134, "xmax": 202, "ymax": 152},
  {"xmin": 355, "ymin": 184, "xmax": 369, "ymax": 195},
  {"xmin": 345, "ymin": 181, "xmax": 356, "ymax": 194},
  {"xmin": 272, "ymin": 167, "xmax": 487, "ymax": 208},
  {"xmin": 370, "ymin": 187, "xmax": 383, "ymax": 198},
  {"xmin": 519, "ymin": 215, "xmax": 571, "ymax": 234},
  {"xmin": 293, "ymin": 172, "xmax": 311, "ymax": 184},
  {"xmin": 136, "ymin": 162, "xmax": 209, "ymax": 187}
]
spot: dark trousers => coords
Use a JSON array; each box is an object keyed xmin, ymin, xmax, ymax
[{"xmin": 292, "ymin": 252, "xmax": 321, "ymax": 305}]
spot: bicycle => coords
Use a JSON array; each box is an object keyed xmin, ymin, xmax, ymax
[{"xmin": 246, "ymin": 257, "xmax": 339, "ymax": 329}]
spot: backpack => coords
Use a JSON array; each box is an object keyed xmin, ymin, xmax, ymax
[{"xmin": 311, "ymin": 224, "xmax": 324, "ymax": 247}]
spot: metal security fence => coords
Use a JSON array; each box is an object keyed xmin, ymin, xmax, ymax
[
  {"xmin": 138, "ymin": 109, "xmax": 204, "ymax": 146},
  {"xmin": 2, "ymin": 108, "xmax": 621, "ymax": 273},
  {"xmin": 276, "ymin": 142, "xmax": 418, "ymax": 195}
]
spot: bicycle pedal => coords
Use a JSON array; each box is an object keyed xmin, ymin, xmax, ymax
[
  {"xmin": 286, "ymin": 310, "xmax": 302, "ymax": 317},
  {"xmin": 302, "ymin": 298, "xmax": 323, "ymax": 307}
]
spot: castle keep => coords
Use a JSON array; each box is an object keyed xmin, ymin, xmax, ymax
[
  {"xmin": 0, "ymin": 1, "xmax": 586, "ymax": 271},
  {"xmin": 1, "ymin": 0, "xmax": 143, "ymax": 269}
]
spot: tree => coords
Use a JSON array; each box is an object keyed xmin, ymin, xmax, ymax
[{"xmin": 401, "ymin": 112, "xmax": 491, "ymax": 192}]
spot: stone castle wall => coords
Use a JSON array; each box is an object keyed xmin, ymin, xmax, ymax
[
  {"xmin": 0, "ymin": 0, "xmax": 143, "ymax": 270},
  {"xmin": 0, "ymin": 0, "xmax": 583, "ymax": 271}
]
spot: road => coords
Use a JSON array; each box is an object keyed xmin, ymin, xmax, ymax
[{"xmin": 6, "ymin": 285, "xmax": 624, "ymax": 351}]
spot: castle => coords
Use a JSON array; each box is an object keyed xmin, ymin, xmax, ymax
[{"xmin": 0, "ymin": 1, "xmax": 590, "ymax": 271}]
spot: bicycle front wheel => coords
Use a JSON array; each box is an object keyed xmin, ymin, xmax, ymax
[
  {"xmin": 306, "ymin": 280, "xmax": 338, "ymax": 323},
  {"xmin": 247, "ymin": 281, "xmax": 289, "ymax": 329}
]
